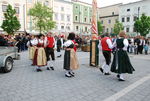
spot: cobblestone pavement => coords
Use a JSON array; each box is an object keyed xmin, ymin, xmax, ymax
[{"xmin": 0, "ymin": 51, "xmax": 150, "ymax": 101}]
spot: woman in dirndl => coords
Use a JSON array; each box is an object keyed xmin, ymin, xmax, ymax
[
  {"xmin": 27, "ymin": 35, "xmax": 36, "ymax": 60},
  {"xmin": 111, "ymin": 31, "xmax": 135, "ymax": 81},
  {"xmin": 33, "ymin": 34, "xmax": 47, "ymax": 72},
  {"xmin": 63, "ymin": 33, "xmax": 79, "ymax": 77}
]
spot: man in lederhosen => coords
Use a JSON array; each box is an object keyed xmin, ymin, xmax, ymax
[
  {"xmin": 45, "ymin": 32, "xmax": 56, "ymax": 70},
  {"xmin": 99, "ymin": 33, "xmax": 113, "ymax": 75}
]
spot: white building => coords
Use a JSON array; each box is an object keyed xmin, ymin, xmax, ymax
[
  {"xmin": 53, "ymin": 0, "xmax": 73, "ymax": 35},
  {"xmin": 119, "ymin": 0, "xmax": 150, "ymax": 36},
  {"xmin": 0, "ymin": 0, "xmax": 26, "ymax": 34}
]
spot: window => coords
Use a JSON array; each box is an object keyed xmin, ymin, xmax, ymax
[
  {"xmin": 90, "ymin": 18, "xmax": 92, "ymax": 22},
  {"xmin": 106, "ymin": 28, "xmax": 109, "ymax": 32},
  {"xmin": 133, "ymin": 16, "xmax": 137, "ymax": 21},
  {"xmin": 28, "ymin": 0, "xmax": 32, "ymax": 3},
  {"xmin": 85, "ymin": 27, "xmax": 87, "ymax": 32},
  {"xmin": 55, "ymin": 13, "xmax": 58, "ymax": 20},
  {"xmin": 126, "ymin": 27, "xmax": 130, "ymax": 32},
  {"xmin": 133, "ymin": 27, "xmax": 136, "ymax": 32},
  {"xmin": 127, "ymin": 17, "xmax": 130, "ymax": 22},
  {"xmin": 111, "ymin": 28, "xmax": 113, "ymax": 33},
  {"xmin": 67, "ymin": 15, "xmax": 70, "ymax": 22},
  {"xmin": 76, "ymin": 6, "xmax": 78, "ymax": 9},
  {"xmin": 76, "ymin": 26, "xmax": 79, "ymax": 31},
  {"xmin": 44, "ymin": 1, "xmax": 49, "ymax": 6},
  {"xmin": 66, "ymin": 26, "xmax": 70, "ymax": 30},
  {"xmin": 2, "ymin": 5, "xmax": 7, "ymax": 12},
  {"xmin": 15, "ymin": 7, "xmax": 19, "ymax": 14},
  {"xmin": 108, "ymin": 20, "xmax": 111, "ymax": 24},
  {"xmin": 61, "ymin": 14, "xmax": 64, "ymax": 21},
  {"xmin": 115, "ymin": 19, "xmax": 118, "ymax": 23},
  {"xmin": 84, "ymin": 17, "xmax": 87, "ymax": 22},
  {"xmin": 75, "ymin": 15, "xmax": 78, "ymax": 21},
  {"xmin": 122, "ymin": 17, "xmax": 125, "ymax": 22},
  {"xmin": 127, "ymin": 9, "xmax": 130, "ymax": 12},
  {"xmin": 61, "ymin": 26, "xmax": 64, "ymax": 30},
  {"xmin": 61, "ymin": 7, "xmax": 64, "ymax": 11},
  {"xmin": 101, "ymin": 20, "xmax": 103, "ymax": 24},
  {"xmin": 85, "ymin": 8, "xmax": 87, "ymax": 11},
  {"xmin": 112, "ymin": 12, "xmax": 114, "ymax": 15}
]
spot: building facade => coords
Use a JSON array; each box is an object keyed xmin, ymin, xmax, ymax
[
  {"xmin": 53, "ymin": 0, "xmax": 73, "ymax": 35},
  {"xmin": 0, "ymin": 0, "xmax": 26, "ymax": 34},
  {"xmin": 119, "ymin": 0, "xmax": 150, "ymax": 36},
  {"xmin": 98, "ymin": 3, "xmax": 122, "ymax": 34},
  {"xmin": 26, "ymin": 0, "xmax": 54, "ymax": 34},
  {"xmin": 72, "ymin": 0, "xmax": 92, "ymax": 35}
]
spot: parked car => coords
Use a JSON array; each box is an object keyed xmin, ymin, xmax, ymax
[{"xmin": 0, "ymin": 47, "xmax": 20, "ymax": 73}]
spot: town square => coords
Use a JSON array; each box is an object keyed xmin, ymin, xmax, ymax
[{"xmin": 0, "ymin": 0, "xmax": 150, "ymax": 101}]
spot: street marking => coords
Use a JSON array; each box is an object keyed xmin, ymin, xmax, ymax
[{"xmin": 103, "ymin": 74, "xmax": 150, "ymax": 101}]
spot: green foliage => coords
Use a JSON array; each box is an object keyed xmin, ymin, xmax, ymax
[
  {"xmin": 1, "ymin": 4, "xmax": 21, "ymax": 35},
  {"xmin": 134, "ymin": 14, "xmax": 150, "ymax": 36},
  {"xmin": 97, "ymin": 21, "xmax": 103, "ymax": 35},
  {"xmin": 114, "ymin": 21, "xmax": 124, "ymax": 35},
  {"xmin": 29, "ymin": 2, "xmax": 55, "ymax": 33}
]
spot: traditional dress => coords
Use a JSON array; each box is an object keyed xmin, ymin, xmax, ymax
[
  {"xmin": 33, "ymin": 39, "xmax": 47, "ymax": 67},
  {"xmin": 111, "ymin": 38, "xmax": 135, "ymax": 81},
  {"xmin": 27, "ymin": 38, "xmax": 38, "ymax": 60},
  {"xmin": 63, "ymin": 40, "xmax": 79, "ymax": 77}
]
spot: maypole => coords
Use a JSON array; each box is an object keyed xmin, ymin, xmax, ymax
[{"xmin": 90, "ymin": 0, "xmax": 99, "ymax": 67}]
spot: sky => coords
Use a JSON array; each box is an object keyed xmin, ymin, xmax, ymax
[{"xmin": 78, "ymin": 0, "xmax": 142, "ymax": 7}]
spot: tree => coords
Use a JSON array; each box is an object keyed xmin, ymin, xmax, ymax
[
  {"xmin": 134, "ymin": 14, "xmax": 150, "ymax": 36},
  {"xmin": 114, "ymin": 21, "xmax": 124, "ymax": 34},
  {"xmin": 97, "ymin": 21, "xmax": 103, "ymax": 35},
  {"xmin": 1, "ymin": 4, "xmax": 21, "ymax": 35},
  {"xmin": 29, "ymin": 2, "xmax": 55, "ymax": 34}
]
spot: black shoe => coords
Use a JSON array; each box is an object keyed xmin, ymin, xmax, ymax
[
  {"xmin": 117, "ymin": 74, "xmax": 120, "ymax": 78},
  {"xmin": 69, "ymin": 72, "xmax": 75, "ymax": 77},
  {"xmin": 65, "ymin": 74, "xmax": 72, "ymax": 78},
  {"xmin": 99, "ymin": 68, "xmax": 104, "ymax": 73},
  {"xmin": 37, "ymin": 69, "xmax": 42, "ymax": 72},
  {"xmin": 50, "ymin": 67, "xmax": 54, "ymax": 70},
  {"xmin": 31, "ymin": 64, "xmax": 35, "ymax": 66},
  {"xmin": 104, "ymin": 73, "xmax": 111, "ymax": 75},
  {"xmin": 57, "ymin": 55, "xmax": 61, "ymax": 58},
  {"xmin": 47, "ymin": 67, "xmax": 50, "ymax": 70},
  {"xmin": 118, "ymin": 79, "xmax": 125, "ymax": 81}
]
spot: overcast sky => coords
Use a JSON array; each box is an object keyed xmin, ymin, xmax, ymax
[{"xmin": 79, "ymin": 0, "xmax": 141, "ymax": 7}]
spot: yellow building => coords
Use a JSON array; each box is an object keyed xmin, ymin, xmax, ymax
[
  {"xmin": 98, "ymin": 3, "xmax": 122, "ymax": 34},
  {"xmin": 0, "ymin": 0, "xmax": 26, "ymax": 34},
  {"xmin": 26, "ymin": 0, "xmax": 54, "ymax": 34}
]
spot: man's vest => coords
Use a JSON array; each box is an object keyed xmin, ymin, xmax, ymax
[
  {"xmin": 101, "ymin": 37, "xmax": 112, "ymax": 51},
  {"xmin": 47, "ymin": 37, "xmax": 54, "ymax": 48}
]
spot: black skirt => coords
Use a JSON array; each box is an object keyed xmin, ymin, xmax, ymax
[
  {"xmin": 111, "ymin": 50, "xmax": 135, "ymax": 74},
  {"xmin": 63, "ymin": 50, "xmax": 71, "ymax": 70}
]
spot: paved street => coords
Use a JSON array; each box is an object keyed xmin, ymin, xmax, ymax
[{"xmin": 0, "ymin": 51, "xmax": 150, "ymax": 101}]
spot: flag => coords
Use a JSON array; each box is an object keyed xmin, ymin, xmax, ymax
[{"xmin": 91, "ymin": 0, "xmax": 98, "ymax": 35}]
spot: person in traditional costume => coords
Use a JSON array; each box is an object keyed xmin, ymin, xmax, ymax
[
  {"xmin": 99, "ymin": 33, "xmax": 113, "ymax": 75},
  {"xmin": 27, "ymin": 35, "xmax": 36, "ymax": 60},
  {"xmin": 45, "ymin": 32, "xmax": 56, "ymax": 70},
  {"xmin": 33, "ymin": 34, "xmax": 47, "ymax": 72},
  {"xmin": 63, "ymin": 33, "xmax": 79, "ymax": 78},
  {"xmin": 111, "ymin": 31, "xmax": 135, "ymax": 81},
  {"xmin": 56, "ymin": 35, "xmax": 65, "ymax": 57}
]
